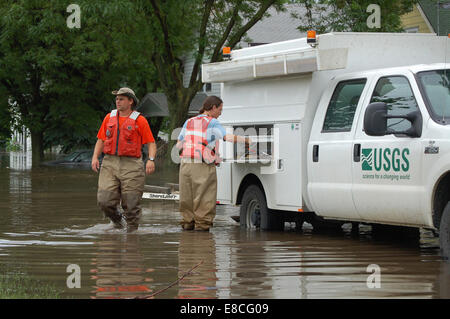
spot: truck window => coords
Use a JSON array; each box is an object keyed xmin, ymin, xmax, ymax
[
  {"xmin": 322, "ymin": 78, "xmax": 367, "ymax": 132},
  {"xmin": 370, "ymin": 76, "xmax": 419, "ymax": 132},
  {"xmin": 417, "ymin": 69, "xmax": 450, "ymax": 124}
]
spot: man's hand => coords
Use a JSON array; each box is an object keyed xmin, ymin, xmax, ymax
[
  {"xmin": 92, "ymin": 139, "xmax": 104, "ymax": 173},
  {"xmin": 146, "ymin": 160, "xmax": 155, "ymax": 175},
  {"xmin": 91, "ymin": 157, "xmax": 100, "ymax": 173}
]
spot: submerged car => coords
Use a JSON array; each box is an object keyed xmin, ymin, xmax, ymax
[{"xmin": 43, "ymin": 149, "xmax": 102, "ymax": 167}]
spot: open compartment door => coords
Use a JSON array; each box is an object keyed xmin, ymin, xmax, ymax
[{"xmin": 216, "ymin": 139, "xmax": 232, "ymax": 204}]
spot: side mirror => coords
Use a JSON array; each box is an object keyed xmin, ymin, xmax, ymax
[
  {"xmin": 401, "ymin": 110, "xmax": 423, "ymax": 138},
  {"xmin": 363, "ymin": 102, "xmax": 387, "ymax": 136},
  {"xmin": 364, "ymin": 102, "xmax": 422, "ymax": 138}
]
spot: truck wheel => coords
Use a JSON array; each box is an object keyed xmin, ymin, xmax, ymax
[
  {"xmin": 240, "ymin": 185, "xmax": 284, "ymax": 231},
  {"xmin": 440, "ymin": 202, "xmax": 450, "ymax": 260}
]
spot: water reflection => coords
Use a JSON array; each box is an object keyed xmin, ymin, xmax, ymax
[
  {"xmin": 436, "ymin": 261, "xmax": 450, "ymax": 298},
  {"xmin": 178, "ymin": 231, "xmax": 217, "ymax": 299},
  {"xmin": 195, "ymin": 226, "xmax": 445, "ymax": 299},
  {"xmin": 90, "ymin": 233, "xmax": 153, "ymax": 299},
  {"xmin": 0, "ymin": 164, "xmax": 449, "ymax": 299},
  {"xmin": 8, "ymin": 170, "xmax": 32, "ymax": 229},
  {"xmin": 9, "ymin": 151, "xmax": 32, "ymax": 170}
]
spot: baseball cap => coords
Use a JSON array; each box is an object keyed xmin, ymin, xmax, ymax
[{"xmin": 112, "ymin": 87, "xmax": 139, "ymax": 106}]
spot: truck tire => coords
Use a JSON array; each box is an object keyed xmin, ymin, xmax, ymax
[
  {"xmin": 240, "ymin": 185, "xmax": 284, "ymax": 231},
  {"xmin": 440, "ymin": 202, "xmax": 450, "ymax": 260}
]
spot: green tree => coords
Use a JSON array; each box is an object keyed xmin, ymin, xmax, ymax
[
  {"xmin": 0, "ymin": 0, "xmax": 158, "ymax": 163},
  {"xmin": 142, "ymin": 0, "xmax": 287, "ymax": 140},
  {"xmin": 0, "ymin": 86, "xmax": 11, "ymax": 148},
  {"xmin": 292, "ymin": 0, "xmax": 417, "ymax": 33},
  {"xmin": 142, "ymin": 0, "xmax": 416, "ymax": 165}
]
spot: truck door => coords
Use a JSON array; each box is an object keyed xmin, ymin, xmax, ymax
[
  {"xmin": 308, "ymin": 78, "xmax": 369, "ymax": 220},
  {"xmin": 216, "ymin": 128, "xmax": 233, "ymax": 204},
  {"xmin": 352, "ymin": 73, "xmax": 424, "ymax": 225}
]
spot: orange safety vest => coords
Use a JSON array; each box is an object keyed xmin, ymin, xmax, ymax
[
  {"xmin": 103, "ymin": 110, "xmax": 142, "ymax": 158},
  {"xmin": 180, "ymin": 115, "xmax": 220, "ymax": 164}
]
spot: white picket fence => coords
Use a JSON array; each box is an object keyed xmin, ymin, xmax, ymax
[
  {"xmin": 9, "ymin": 126, "xmax": 32, "ymax": 170},
  {"xmin": 11, "ymin": 126, "xmax": 31, "ymax": 152}
]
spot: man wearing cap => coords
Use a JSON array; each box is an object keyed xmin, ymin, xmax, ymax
[{"xmin": 91, "ymin": 87, "xmax": 156, "ymax": 232}]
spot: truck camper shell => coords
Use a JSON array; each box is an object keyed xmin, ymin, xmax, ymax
[{"xmin": 201, "ymin": 32, "xmax": 450, "ymax": 238}]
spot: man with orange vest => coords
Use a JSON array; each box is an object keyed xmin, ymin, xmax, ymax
[
  {"xmin": 177, "ymin": 95, "xmax": 249, "ymax": 231},
  {"xmin": 91, "ymin": 87, "xmax": 156, "ymax": 232}
]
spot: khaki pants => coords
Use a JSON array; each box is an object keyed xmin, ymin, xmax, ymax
[
  {"xmin": 179, "ymin": 161, "xmax": 217, "ymax": 230},
  {"xmin": 97, "ymin": 155, "xmax": 145, "ymax": 230}
]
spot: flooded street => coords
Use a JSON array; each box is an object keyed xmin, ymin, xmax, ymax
[{"xmin": 0, "ymin": 152, "xmax": 450, "ymax": 299}]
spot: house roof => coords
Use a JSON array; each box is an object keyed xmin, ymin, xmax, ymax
[
  {"xmin": 189, "ymin": 92, "xmax": 208, "ymax": 114},
  {"xmin": 240, "ymin": 4, "xmax": 306, "ymax": 46},
  {"xmin": 136, "ymin": 92, "xmax": 207, "ymax": 118},
  {"xmin": 419, "ymin": 0, "xmax": 450, "ymax": 35},
  {"xmin": 137, "ymin": 93, "xmax": 168, "ymax": 117}
]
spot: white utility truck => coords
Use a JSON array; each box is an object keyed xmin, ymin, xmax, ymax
[{"xmin": 201, "ymin": 32, "xmax": 450, "ymax": 258}]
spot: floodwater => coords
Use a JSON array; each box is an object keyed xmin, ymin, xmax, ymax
[{"xmin": 1, "ymin": 151, "xmax": 450, "ymax": 299}]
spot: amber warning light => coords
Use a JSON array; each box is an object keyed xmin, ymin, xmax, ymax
[
  {"xmin": 307, "ymin": 30, "xmax": 317, "ymax": 46},
  {"xmin": 223, "ymin": 47, "xmax": 231, "ymax": 59}
]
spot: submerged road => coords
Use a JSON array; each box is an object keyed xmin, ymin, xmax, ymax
[{"xmin": 0, "ymin": 153, "xmax": 449, "ymax": 299}]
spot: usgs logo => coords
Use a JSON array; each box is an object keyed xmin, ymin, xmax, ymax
[{"xmin": 361, "ymin": 148, "xmax": 410, "ymax": 172}]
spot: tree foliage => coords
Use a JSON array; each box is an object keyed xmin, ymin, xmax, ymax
[
  {"xmin": 143, "ymin": 0, "xmax": 287, "ymax": 133},
  {"xmin": 0, "ymin": 0, "xmax": 419, "ymax": 163},
  {"xmin": 0, "ymin": 85, "xmax": 11, "ymax": 148},
  {"xmin": 0, "ymin": 0, "xmax": 158, "ymax": 161},
  {"xmin": 292, "ymin": 0, "xmax": 417, "ymax": 33}
]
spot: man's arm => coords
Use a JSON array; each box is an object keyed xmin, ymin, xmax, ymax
[
  {"xmin": 91, "ymin": 139, "xmax": 104, "ymax": 172},
  {"xmin": 224, "ymin": 134, "xmax": 250, "ymax": 144},
  {"xmin": 145, "ymin": 142, "xmax": 157, "ymax": 175},
  {"xmin": 176, "ymin": 139, "xmax": 184, "ymax": 150},
  {"xmin": 210, "ymin": 120, "xmax": 250, "ymax": 145}
]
